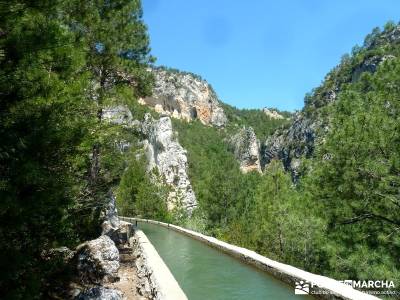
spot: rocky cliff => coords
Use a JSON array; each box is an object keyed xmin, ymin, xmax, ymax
[
  {"xmin": 261, "ymin": 25, "xmax": 400, "ymax": 178},
  {"xmin": 139, "ymin": 68, "xmax": 227, "ymax": 127},
  {"xmin": 228, "ymin": 127, "xmax": 261, "ymax": 173},
  {"xmin": 262, "ymin": 108, "xmax": 285, "ymax": 120},
  {"xmin": 141, "ymin": 113, "xmax": 197, "ymax": 212}
]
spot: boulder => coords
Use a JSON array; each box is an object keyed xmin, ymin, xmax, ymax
[
  {"xmin": 102, "ymin": 105, "xmax": 133, "ymax": 126},
  {"xmin": 103, "ymin": 220, "xmax": 135, "ymax": 246},
  {"xmin": 41, "ymin": 246, "xmax": 75, "ymax": 263},
  {"xmin": 75, "ymin": 235, "xmax": 120, "ymax": 284},
  {"xmin": 75, "ymin": 286, "xmax": 123, "ymax": 300}
]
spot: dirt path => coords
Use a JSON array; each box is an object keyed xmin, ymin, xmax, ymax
[{"xmin": 106, "ymin": 244, "xmax": 147, "ymax": 300}]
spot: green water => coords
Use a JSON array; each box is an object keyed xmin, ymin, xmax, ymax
[{"xmin": 139, "ymin": 221, "xmax": 310, "ymax": 300}]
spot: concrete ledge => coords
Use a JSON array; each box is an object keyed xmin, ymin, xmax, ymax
[
  {"xmin": 131, "ymin": 229, "xmax": 187, "ymax": 300},
  {"xmin": 121, "ymin": 217, "xmax": 379, "ymax": 300}
]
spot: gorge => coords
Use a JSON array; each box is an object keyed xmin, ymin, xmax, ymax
[{"xmin": 1, "ymin": 1, "xmax": 399, "ymax": 299}]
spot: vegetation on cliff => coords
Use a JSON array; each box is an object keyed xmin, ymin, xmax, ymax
[
  {"xmin": 0, "ymin": 0, "xmax": 153, "ymax": 298},
  {"xmin": 172, "ymin": 22, "xmax": 400, "ymax": 285},
  {"xmin": 1, "ymin": 0, "xmax": 399, "ymax": 297},
  {"xmin": 221, "ymin": 103, "xmax": 291, "ymax": 141}
]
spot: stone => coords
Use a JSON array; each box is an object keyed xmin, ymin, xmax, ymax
[
  {"xmin": 75, "ymin": 286, "xmax": 123, "ymax": 300},
  {"xmin": 142, "ymin": 113, "xmax": 197, "ymax": 213},
  {"xmin": 41, "ymin": 246, "xmax": 75, "ymax": 263},
  {"xmin": 262, "ymin": 111, "xmax": 316, "ymax": 180},
  {"xmin": 228, "ymin": 127, "xmax": 261, "ymax": 173},
  {"xmin": 261, "ymin": 49, "xmax": 397, "ymax": 179},
  {"xmin": 262, "ymin": 108, "xmax": 285, "ymax": 120},
  {"xmin": 104, "ymin": 220, "xmax": 135, "ymax": 246},
  {"xmin": 139, "ymin": 68, "xmax": 227, "ymax": 127},
  {"xmin": 367, "ymin": 25, "xmax": 400, "ymax": 49},
  {"xmin": 352, "ymin": 55, "xmax": 396, "ymax": 82},
  {"xmin": 75, "ymin": 235, "xmax": 120, "ymax": 284},
  {"xmin": 101, "ymin": 193, "xmax": 120, "ymax": 235},
  {"xmin": 102, "ymin": 105, "xmax": 133, "ymax": 126}
]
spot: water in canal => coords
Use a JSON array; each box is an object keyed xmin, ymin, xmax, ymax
[{"xmin": 139, "ymin": 221, "xmax": 310, "ymax": 300}]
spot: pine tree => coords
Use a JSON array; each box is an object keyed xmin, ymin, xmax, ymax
[
  {"xmin": 308, "ymin": 57, "xmax": 400, "ymax": 280},
  {"xmin": 0, "ymin": 1, "xmax": 95, "ymax": 298},
  {"xmin": 0, "ymin": 1, "xmax": 154, "ymax": 298}
]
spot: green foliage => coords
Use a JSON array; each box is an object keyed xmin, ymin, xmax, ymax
[
  {"xmin": 0, "ymin": 2, "xmax": 93, "ymax": 298},
  {"xmin": 172, "ymin": 22, "xmax": 400, "ymax": 286},
  {"xmin": 154, "ymin": 65, "xmax": 206, "ymax": 82},
  {"xmin": 72, "ymin": 0, "xmax": 154, "ymax": 98},
  {"xmin": 304, "ymin": 22, "xmax": 400, "ymax": 114},
  {"xmin": 172, "ymin": 119, "xmax": 250, "ymax": 230},
  {"xmin": 1, "ymin": 1, "xmax": 399, "ymax": 296},
  {"xmin": 172, "ymin": 117, "xmax": 326, "ymax": 273},
  {"xmin": 116, "ymin": 154, "xmax": 170, "ymax": 220},
  {"xmin": 221, "ymin": 103, "xmax": 291, "ymax": 140},
  {"xmin": 306, "ymin": 57, "xmax": 400, "ymax": 281},
  {"xmin": 0, "ymin": 0, "xmax": 153, "ymax": 298}
]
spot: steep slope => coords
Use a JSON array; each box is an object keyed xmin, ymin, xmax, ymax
[
  {"xmin": 228, "ymin": 127, "xmax": 262, "ymax": 173},
  {"xmin": 262, "ymin": 23, "xmax": 400, "ymax": 178},
  {"xmin": 138, "ymin": 66, "xmax": 290, "ymax": 174},
  {"xmin": 141, "ymin": 114, "xmax": 197, "ymax": 212},
  {"xmin": 139, "ymin": 67, "xmax": 227, "ymax": 127}
]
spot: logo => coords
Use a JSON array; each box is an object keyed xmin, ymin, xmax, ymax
[
  {"xmin": 295, "ymin": 281, "xmax": 310, "ymax": 294},
  {"xmin": 294, "ymin": 279, "xmax": 398, "ymax": 296},
  {"xmin": 339, "ymin": 280, "xmax": 395, "ymax": 289}
]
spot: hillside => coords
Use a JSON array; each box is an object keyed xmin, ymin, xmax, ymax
[
  {"xmin": 1, "ymin": 1, "xmax": 400, "ymax": 298},
  {"xmin": 146, "ymin": 22, "xmax": 400, "ymax": 287},
  {"xmin": 263, "ymin": 22, "xmax": 400, "ymax": 179}
]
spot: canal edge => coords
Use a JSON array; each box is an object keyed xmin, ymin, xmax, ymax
[
  {"xmin": 122, "ymin": 217, "xmax": 379, "ymax": 300},
  {"xmin": 129, "ymin": 224, "xmax": 188, "ymax": 300}
]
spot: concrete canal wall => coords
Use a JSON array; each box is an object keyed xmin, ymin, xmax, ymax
[
  {"xmin": 130, "ymin": 227, "xmax": 187, "ymax": 300},
  {"xmin": 121, "ymin": 217, "xmax": 379, "ymax": 300}
]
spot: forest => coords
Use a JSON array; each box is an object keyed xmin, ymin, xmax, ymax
[
  {"xmin": 1, "ymin": 1, "xmax": 399, "ymax": 299},
  {"xmin": 0, "ymin": 1, "xmax": 156, "ymax": 298}
]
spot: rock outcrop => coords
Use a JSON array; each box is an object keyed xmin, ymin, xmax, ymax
[
  {"xmin": 262, "ymin": 112, "xmax": 317, "ymax": 179},
  {"xmin": 101, "ymin": 193, "xmax": 121, "ymax": 236},
  {"xmin": 139, "ymin": 68, "xmax": 227, "ymax": 127},
  {"xmin": 142, "ymin": 113, "xmax": 197, "ymax": 212},
  {"xmin": 366, "ymin": 25, "xmax": 400, "ymax": 49},
  {"xmin": 262, "ymin": 26, "xmax": 399, "ymax": 179},
  {"xmin": 263, "ymin": 108, "xmax": 285, "ymax": 120},
  {"xmin": 102, "ymin": 105, "xmax": 133, "ymax": 126},
  {"xmin": 75, "ymin": 235, "xmax": 120, "ymax": 284},
  {"xmin": 42, "ymin": 246, "xmax": 76, "ymax": 264},
  {"xmin": 132, "ymin": 236, "xmax": 158, "ymax": 299},
  {"xmin": 351, "ymin": 55, "xmax": 395, "ymax": 82},
  {"xmin": 76, "ymin": 287, "xmax": 123, "ymax": 300},
  {"xmin": 229, "ymin": 127, "xmax": 261, "ymax": 173}
]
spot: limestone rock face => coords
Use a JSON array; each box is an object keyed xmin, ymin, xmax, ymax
[
  {"xmin": 262, "ymin": 53, "xmax": 393, "ymax": 169},
  {"xmin": 75, "ymin": 235, "xmax": 120, "ymax": 284},
  {"xmin": 262, "ymin": 112, "xmax": 317, "ymax": 180},
  {"xmin": 229, "ymin": 127, "xmax": 261, "ymax": 173},
  {"xmin": 263, "ymin": 108, "xmax": 285, "ymax": 120},
  {"xmin": 142, "ymin": 113, "xmax": 197, "ymax": 212},
  {"xmin": 140, "ymin": 68, "xmax": 227, "ymax": 127},
  {"xmin": 75, "ymin": 286, "xmax": 123, "ymax": 300},
  {"xmin": 42, "ymin": 246, "xmax": 75, "ymax": 263},
  {"xmin": 101, "ymin": 193, "xmax": 120, "ymax": 235},
  {"xmin": 352, "ymin": 55, "xmax": 395, "ymax": 82},
  {"xmin": 261, "ymin": 27, "xmax": 399, "ymax": 179},
  {"xmin": 367, "ymin": 25, "xmax": 400, "ymax": 48},
  {"xmin": 102, "ymin": 105, "xmax": 133, "ymax": 126}
]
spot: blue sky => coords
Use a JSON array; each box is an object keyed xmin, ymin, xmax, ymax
[{"xmin": 142, "ymin": 0, "xmax": 400, "ymax": 111}]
